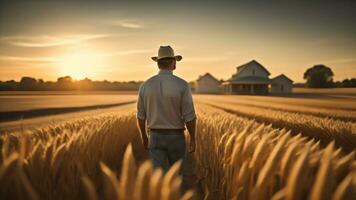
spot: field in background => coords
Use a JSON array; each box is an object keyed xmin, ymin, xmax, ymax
[
  {"xmin": 0, "ymin": 93, "xmax": 137, "ymax": 123},
  {"xmin": 1, "ymin": 91, "xmax": 356, "ymax": 199},
  {"xmin": 0, "ymin": 91, "xmax": 138, "ymax": 95},
  {"xmin": 293, "ymin": 88, "xmax": 356, "ymax": 97},
  {"xmin": 196, "ymin": 95, "xmax": 356, "ymax": 152},
  {"xmin": 0, "ymin": 92, "xmax": 137, "ymax": 112}
]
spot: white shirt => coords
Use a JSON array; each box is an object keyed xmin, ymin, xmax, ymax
[{"xmin": 136, "ymin": 70, "xmax": 196, "ymax": 129}]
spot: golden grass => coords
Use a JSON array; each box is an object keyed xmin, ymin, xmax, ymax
[
  {"xmin": 1, "ymin": 99, "xmax": 355, "ymax": 200},
  {"xmin": 197, "ymin": 98, "xmax": 356, "ymax": 151},
  {"xmin": 0, "ymin": 108, "xmax": 193, "ymax": 200},
  {"xmin": 195, "ymin": 94, "xmax": 356, "ymax": 112},
  {"xmin": 194, "ymin": 104, "xmax": 356, "ymax": 200},
  {"xmin": 196, "ymin": 95, "xmax": 356, "ymax": 122},
  {"xmin": 0, "ymin": 111, "xmax": 138, "ymax": 199}
]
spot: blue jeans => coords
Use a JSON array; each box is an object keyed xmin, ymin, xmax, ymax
[{"xmin": 149, "ymin": 132, "xmax": 186, "ymax": 173}]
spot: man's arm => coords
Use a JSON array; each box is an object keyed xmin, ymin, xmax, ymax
[
  {"xmin": 137, "ymin": 119, "xmax": 148, "ymax": 150},
  {"xmin": 136, "ymin": 84, "xmax": 148, "ymax": 150},
  {"xmin": 185, "ymin": 118, "xmax": 196, "ymax": 153},
  {"xmin": 181, "ymin": 84, "xmax": 197, "ymax": 153}
]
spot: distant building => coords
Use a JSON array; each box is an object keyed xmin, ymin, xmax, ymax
[
  {"xmin": 216, "ymin": 60, "xmax": 294, "ymax": 94},
  {"xmin": 195, "ymin": 73, "xmax": 220, "ymax": 94},
  {"xmin": 271, "ymin": 74, "xmax": 293, "ymax": 93}
]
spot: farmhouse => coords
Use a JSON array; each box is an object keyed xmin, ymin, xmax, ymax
[
  {"xmin": 195, "ymin": 73, "xmax": 220, "ymax": 94},
  {"xmin": 195, "ymin": 60, "xmax": 293, "ymax": 94},
  {"xmin": 222, "ymin": 60, "xmax": 293, "ymax": 94}
]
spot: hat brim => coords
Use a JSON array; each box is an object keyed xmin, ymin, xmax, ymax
[{"xmin": 151, "ymin": 55, "xmax": 182, "ymax": 62}]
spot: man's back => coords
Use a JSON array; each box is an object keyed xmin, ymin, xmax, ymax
[
  {"xmin": 136, "ymin": 45, "xmax": 196, "ymax": 177},
  {"xmin": 137, "ymin": 70, "xmax": 196, "ymax": 129}
]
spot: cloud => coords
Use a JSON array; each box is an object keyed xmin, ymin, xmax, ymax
[
  {"xmin": 0, "ymin": 34, "xmax": 109, "ymax": 47},
  {"xmin": 0, "ymin": 48, "xmax": 154, "ymax": 64},
  {"xmin": 311, "ymin": 37, "xmax": 355, "ymax": 46},
  {"xmin": 327, "ymin": 58, "xmax": 355, "ymax": 64},
  {"xmin": 183, "ymin": 51, "xmax": 240, "ymax": 63},
  {"xmin": 0, "ymin": 55, "xmax": 57, "ymax": 63},
  {"xmin": 184, "ymin": 56, "xmax": 229, "ymax": 63},
  {"xmin": 112, "ymin": 19, "xmax": 144, "ymax": 29},
  {"xmin": 112, "ymin": 49, "xmax": 154, "ymax": 56}
]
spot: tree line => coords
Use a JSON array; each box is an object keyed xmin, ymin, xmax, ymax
[
  {"xmin": 0, "ymin": 64, "xmax": 355, "ymax": 91},
  {"xmin": 0, "ymin": 76, "xmax": 143, "ymax": 91},
  {"xmin": 302, "ymin": 64, "xmax": 356, "ymax": 88}
]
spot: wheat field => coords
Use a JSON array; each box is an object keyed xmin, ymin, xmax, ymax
[{"xmin": 1, "ymin": 95, "xmax": 356, "ymax": 200}]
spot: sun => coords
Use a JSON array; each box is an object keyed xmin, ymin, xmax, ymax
[{"xmin": 56, "ymin": 50, "xmax": 105, "ymax": 80}]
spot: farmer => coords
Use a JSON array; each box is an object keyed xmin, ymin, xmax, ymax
[{"xmin": 136, "ymin": 45, "xmax": 196, "ymax": 173}]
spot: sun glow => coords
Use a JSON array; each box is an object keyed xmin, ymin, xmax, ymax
[{"xmin": 56, "ymin": 50, "xmax": 106, "ymax": 80}]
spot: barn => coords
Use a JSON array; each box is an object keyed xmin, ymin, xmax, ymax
[
  {"xmin": 195, "ymin": 73, "xmax": 220, "ymax": 94},
  {"xmin": 271, "ymin": 74, "xmax": 293, "ymax": 93}
]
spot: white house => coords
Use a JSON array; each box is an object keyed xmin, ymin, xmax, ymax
[
  {"xmin": 195, "ymin": 73, "xmax": 220, "ymax": 94},
  {"xmin": 271, "ymin": 74, "xmax": 293, "ymax": 93},
  {"xmin": 220, "ymin": 60, "xmax": 293, "ymax": 94}
]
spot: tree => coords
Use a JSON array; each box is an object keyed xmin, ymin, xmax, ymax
[
  {"xmin": 351, "ymin": 78, "xmax": 356, "ymax": 87},
  {"xmin": 38, "ymin": 79, "xmax": 44, "ymax": 84},
  {"xmin": 77, "ymin": 78, "xmax": 93, "ymax": 90},
  {"xmin": 0, "ymin": 80, "xmax": 17, "ymax": 90},
  {"xmin": 303, "ymin": 65, "xmax": 334, "ymax": 88},
  {"xmin": 57, "ymin": 76, "xmax": 73, "ymax": 84},
  {"xmin": 19, "ymin": 76, "xmax": 38, "ymax": 90},
  {"xmin": 342, "ymin": 78, "xmax": 356, "ymax": 87},
  {"xmin": 57, "ymin": 76, "xmax": 73, "ymax": 90}
]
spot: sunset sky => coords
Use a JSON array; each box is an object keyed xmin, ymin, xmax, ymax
[{"xmin": 0, "ymin": 0, "xmax": 355, "ymax": 83}]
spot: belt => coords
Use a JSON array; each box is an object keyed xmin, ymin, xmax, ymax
[{"xmin": 149, "ymin": 128, "xmax": 185, "ymax": 135}]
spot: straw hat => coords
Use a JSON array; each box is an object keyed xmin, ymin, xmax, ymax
[{"xmin": 151, "ymin": 45, "xmax": 182, "ymax": 62}]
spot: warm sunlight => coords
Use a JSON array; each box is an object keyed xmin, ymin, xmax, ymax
[
  {"xmin": 56, "ymin": 50, "xmax": 106, "ymax": 79},
  {"xmin": 1, "ymin": 2, "xmax": 356, "ymax": 200}
]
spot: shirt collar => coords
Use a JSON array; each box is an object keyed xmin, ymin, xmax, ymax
[{"xmin": 158, "ymin": 69, "xmax": 173, "ymax": 75}]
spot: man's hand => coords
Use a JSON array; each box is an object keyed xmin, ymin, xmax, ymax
[
  {"xmin": 189, "ymin": 139, "xmax": 196, "ymax": 153},
  {"xmin": 137, "ymin": 118, "xmax": 149, "ymax": 151},
  {"xmin": 185, "ymin": 118, "xmax": 196, "ymax": 153},
  {"xmin": 142, "ymin": 137, "xmax": 149, "ymax": 150}
]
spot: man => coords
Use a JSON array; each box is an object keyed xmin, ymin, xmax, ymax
[{"xmin": 136, "ymin": 45, "xmax": 196, "ymax": 173}]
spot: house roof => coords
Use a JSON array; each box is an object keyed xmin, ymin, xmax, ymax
[
  {"xmin": 196, "ymin": 73, "xmax": 219, "ymax": 82},
  {"xmin": 236, "ymin": 60, "xmax": 271, "ymax": 76},
  {"xmin": 272, "ymin": 74, "xmax": 293, "ymax": 83},
  {"xmin": 226, "ymin": 76, "xmax": 271, "ymax": 84}
]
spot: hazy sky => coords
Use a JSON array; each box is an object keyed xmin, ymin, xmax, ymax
[{"xmin": 1, "ymin": 0, "xmax": 355, "ymax": 82}]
